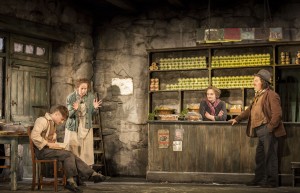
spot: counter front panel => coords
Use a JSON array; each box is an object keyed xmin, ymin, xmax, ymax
[{"xmin": 147, "ymin": 121, "xmax": 299, "ymax": 184}]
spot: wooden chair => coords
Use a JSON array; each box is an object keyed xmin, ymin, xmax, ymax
[
  {"xmin": 0, "ymin": 156, "xmax": 10, "ymax": 169},
  {"xmin": 0, "ymin": 153, "xmax": 10, "ymax": 181},
  {"xmin": 291, "ymin": 162, "xmax": 300, "ymax": 187},
  {"xmin": 27, "ymin": 126, "xmax": 66, "ymax": 191}
]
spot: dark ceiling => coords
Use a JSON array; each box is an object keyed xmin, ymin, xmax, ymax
[
  {"xmin": 71, "ymin": 0, "xmax": 295, "ymax": 21},
  {"xmin": 71, "ymin": 0, "xmax": 246, "ymax": 19}
]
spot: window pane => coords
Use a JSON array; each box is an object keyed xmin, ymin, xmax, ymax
[
  {"xmin": 25, "ymin": 44, "xmax": 34, "ymax": 54},
  {"xmin": 0, "ymin": 38, "xmax": 3, "ymax": 52},
  {"xmin": 36, "ymin": 46, "xmax": 45, "ymax": 56},
  {"xmin": 14, "ymin": 42, "xmax": 23, "ymax": 53}
]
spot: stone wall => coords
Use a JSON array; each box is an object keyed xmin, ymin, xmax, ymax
[{"xmin": 94, "ymin": 0, "xmax": 300, "ymax": 176}]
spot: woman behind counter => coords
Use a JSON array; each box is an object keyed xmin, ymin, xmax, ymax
[
  {"xmin": 200, "ymin": 86, "xmax": 227, "ymax": 121},
  {"xmin": 64, "ymin": 78, "xmax": 102, "ymax": 166}
]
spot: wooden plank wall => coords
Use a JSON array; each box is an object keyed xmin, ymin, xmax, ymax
[
  {"xmin": 10, "ymin": 68, "xmax": 48, "ymax": 121},
  {"xmin": 148, "ymin": 122, "xmax": 300, "ymax": 175},
  {"xmin": 0, "ymin": 58, "xmax": 2, "ymax": 114}
]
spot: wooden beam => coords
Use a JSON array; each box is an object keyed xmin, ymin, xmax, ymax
[
  {"xmin": 0, "ymin": 14, "xmax": 74, "ymax": 43},
  {"xmin": 167, "ymin": 0, "xmax": 184, "ymax": 7},
  {"xmin": 105, "ymin": 0, "xmax": 136, "ymax": 12}
]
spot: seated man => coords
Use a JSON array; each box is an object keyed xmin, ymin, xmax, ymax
[{"xmin": 31, "ymin": 105, "xmax": 106, "ymax": 193}]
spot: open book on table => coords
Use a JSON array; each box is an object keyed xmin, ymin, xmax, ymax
[{"xmin": 50, "ymin": 142, "xmax": 67, "ymax": 150}]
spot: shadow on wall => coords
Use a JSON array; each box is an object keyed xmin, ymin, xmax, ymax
[
  {"xmin": 102, "ymin": 85, "xmax": 123, "ymax": 103},
  {"xmin": 101, "ymin": 85, "xmax": 124, "ymax": 176},
  {"xmin": 101, "ymin": 85, "xmax": 147, "ymax": 176}
]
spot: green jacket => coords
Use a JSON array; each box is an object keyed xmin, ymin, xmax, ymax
[{"xmin": 65, "ymin": 91, "xmax": 97, "ymax": 132}]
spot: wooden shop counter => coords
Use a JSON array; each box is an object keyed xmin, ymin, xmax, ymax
[{"xmin": 147, "ymin": 121, "xmax": 299, "ymax": 185}]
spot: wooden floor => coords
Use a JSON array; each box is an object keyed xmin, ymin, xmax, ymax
[{"xmin": 0, "ymin": 177, "xmax": 299, "ymax": 193}]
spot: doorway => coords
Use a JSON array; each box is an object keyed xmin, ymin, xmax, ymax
[
  {"xmin": 8, "ymin": 35, "xmax": 51, "ymax": 123},
  {"xmin": 10, "ymin": 63, "xmax": 49, "ymax": 122}
]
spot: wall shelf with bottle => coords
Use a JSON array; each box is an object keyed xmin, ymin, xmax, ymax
[
  {"xmin": 148, "ymin": 48, "xmax": 209, "ymax": 118},
  {"xmin": 148, "ymin": 41, "xmax": 300, "ymax": 122}
]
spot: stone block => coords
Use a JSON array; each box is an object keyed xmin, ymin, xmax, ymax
[
  {"xmin": 119, "ymin": 131, "xmax": 140, "ymax": 144},
  {"xmin": 74, "ymin": 62, "xmax": 93, "ymax": 80},
  {"xmin": 51, "ymin": 66, "xmax": 73, "ymax": 78},
  {"xmin": 98, "ymin": 29, "xmax": 125, "ymax": 50},
  {"xmin": 102, "ymin": 128, "xmax": 115, "ymax": 136},
  {"xmin": 76, "ymin": 34, "xmax": 93, "ymax": 49},
  {"xmin": 74, "ymin": 48, "xmax": 93, "ymax": 65},
  {"xmin": 61, "ymin": 6, "xmax": 77, "ymax": 24},
  {"xmin": 101, "ymin": 102, "xmax": 118, "ymax": 111}
]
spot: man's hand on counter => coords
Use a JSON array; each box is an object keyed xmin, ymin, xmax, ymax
[{"xmin": 228, "ymin": 119, "xmax": 237, "ymax": 125}]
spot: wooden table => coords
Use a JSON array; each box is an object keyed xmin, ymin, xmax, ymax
[{"xmin": 0, "ymin": 133, "xmax": 29, "ymax": 190}]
